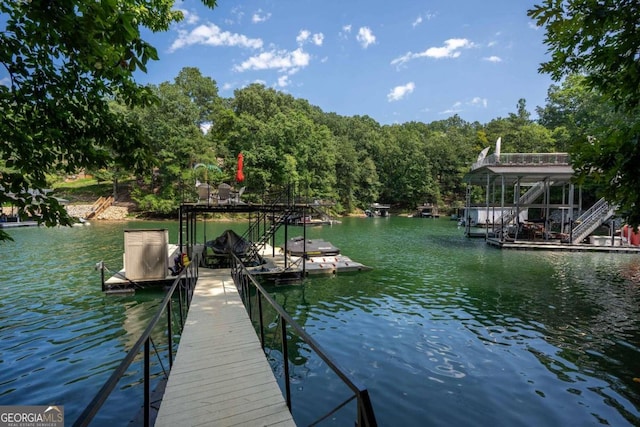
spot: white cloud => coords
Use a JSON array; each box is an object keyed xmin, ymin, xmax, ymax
[
  {"xmin": 412, "ymin": 12, "xmax": 435, "ymax": 28},
  {"xmin": 177, "ymin": 9, "xmax": 200, "ymax": 25},
  {"xmin": 277, "ymin": 75, "xmax": 289, "ymax": 87},
  {"xmin": 252, "ymin": 9, "xmax": 271, "ymax": 23},
  {"xmin": 387, "ymin": 82, "xmax": 415, "ymax": 102},
  {"xmin": 0, "ymin": 77, "xmax": 9, "ymax": 87},
  {"xmin": 234, "ymin": 47, "xmax": 311, "ymax": 72},
  {"xmin": 440, "ymin": 101, "xmax": 463, "ymax": 115},
  {"xmin": 468, "ymin": 97, "xmax": 488, "ymax": 108},
  {"xmin": 487, "ymin": 40, "xmax": 497, "ymax": 47},
  {"xmin": 312, "ymin": 33, "xmax": 324, "ymax": 46},
  {"xmin": 528, "ymin": 21, "xmax": 539, "ymax": 30},
  {"xmin": 391, "ymin": 38, "xmax": 473, "ymax": 67},
  {"xmin": 221, "ymin": 82, "xmax": 234, "ymax": 91},
  {"xmin": 225, "ymin": 7, "xmax": 245, "ymax": 25},
  {"xmin": 170, "ymin": 23, "xmax": 263, "ymax": 52},
  {"xmin": 339, "ymin": 24, "xmax": 352, "ymax": 40},
  {"xmin": 483, "ymin": 55, "xmax": 502, "ymax": 62},
  {"xmin": 298, "ymin": 30, "xmax": 324, "ymax": 46},
  {"xmin": 356, "ymin": 27, "xmax": 376, "ymax": 48},
  {"xmin": 297, "ymin": 30, "xmax": 311, "ymax": 44}
]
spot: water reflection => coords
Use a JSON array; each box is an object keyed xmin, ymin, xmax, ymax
[
  {"xmin": 267, "ymin": 217, "xmax": 640, "ymax": 426},
  {"xmin": 0, "ymin": 223, "xmax": 178, "ymax": 424},
  {"xmin": 1, "ymin": 218, "xmax": 639, "ymax": 426}
]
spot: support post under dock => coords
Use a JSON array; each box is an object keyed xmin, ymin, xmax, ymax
[{"xmin": 155, "ymin": 268, "xmax": 296, "ymax": 427}]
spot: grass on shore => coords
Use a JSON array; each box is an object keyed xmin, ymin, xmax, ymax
[{"xmin": 53, "ymin": 178, "xmax": 122, "ymax": 204}]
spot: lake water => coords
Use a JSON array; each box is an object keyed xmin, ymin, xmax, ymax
[{"xmin": 0, "ymin": 217, "xmax": 639, "ymax": 426}]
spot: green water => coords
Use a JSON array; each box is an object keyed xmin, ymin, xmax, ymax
[{"xmin": 0, "ymin": 217, "xmax": 639, "ymax": 426}]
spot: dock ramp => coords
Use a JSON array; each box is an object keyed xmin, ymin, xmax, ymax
[{"xmin": 155, "ymin": 268, "xmax": 295, "ymax": 426}]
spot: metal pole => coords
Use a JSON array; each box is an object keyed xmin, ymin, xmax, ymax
[
  {"xmin": 284, "ymin": 215, "xmax": 289, "ymax": 270},
  {"xmin": 258, "ymin": 293, "xmax": 265, "ymax": 348},
  {"xmin": 515, "ymin": 178, "xmax": 521, "ymax": 240},
  {"xmin": 281, "ymin": 318, "xmax": 292, "ymax": 411},
  {"xmin": 144, "ymin": 340, "xmax": 150, "ymax": 427},
  {"xmin": 100, "ymin": 261, "xmax": 105, "ymax": 292},
  {"xmin": 167, "ymin": 300, "xmax": 173, "ymax": 368},
  {"xmin": 178, "ymin": 205, "xmax": 183, "ymax": 253},
  {"xmin": 485, "ymin": 173, "xmax": 490, "ymax": 239},
  {"xmin": 501, "ymin": 176, "xmax": 505, "ymax": 242},
  {"xmin": 302, "ymin": 207, "xmax": 307, "ymax": 277}
]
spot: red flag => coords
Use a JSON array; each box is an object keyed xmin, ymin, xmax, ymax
[{"xmin": 236, "ymin": 152, "xmax": 245, "ymax": 182}]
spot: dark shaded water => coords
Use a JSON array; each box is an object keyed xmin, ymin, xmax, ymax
[{"xmin": 1, "ymin": 217, "xmax": 639, "ymax": 426}]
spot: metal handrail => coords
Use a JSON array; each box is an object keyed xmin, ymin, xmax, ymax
[
  {"xmin": 73, "ymin": 256, "xmax": 199, "ymax": 427},
  {"xmin": 472, "ymin": 152, "xmax": 570, "ymax": 170},
  {"xmin": 230, "ymin": 253, "xmax": 378, "ymax": 427},
  {"xmin": 574, "ymin": 197, "xmax": 607, "ymax": 223},
  {"xmin": 570, "ymin": 199, "xmax": 616, "ymax": 243}
]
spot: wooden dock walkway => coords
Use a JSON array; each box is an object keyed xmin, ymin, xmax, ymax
[{"xmin": 155, "ymin": 268, "xmax": 296, "ymax": 427}]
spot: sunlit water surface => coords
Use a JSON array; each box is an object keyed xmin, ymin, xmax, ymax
[{"xmin": 0, "ymin": 218, "xmax": 639, "ymax": 426}]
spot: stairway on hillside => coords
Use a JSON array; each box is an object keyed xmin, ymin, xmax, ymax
[{"xmin": 85, "ymin": 196, "xmax": 114, "ymax": 219}]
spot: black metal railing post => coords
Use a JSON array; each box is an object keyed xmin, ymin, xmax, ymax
[
  {"xmin": 144, "ymin": 339, "xmax": 150, "ymax": 427},
  {"xmin": 258, "ymin": 292, "xmax": 265, "ymax": 348},
  {"xmin": 167, "ymin": 301, "xmax": 173, "ymax": 368},
  {"xmin": 281, "ymin": 318, "xmax": 292, "ymax": 411}
]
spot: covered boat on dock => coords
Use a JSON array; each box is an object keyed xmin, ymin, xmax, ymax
[{"xmin": 203, "ymin": 229, "xmax": 253, "ymax": 268}]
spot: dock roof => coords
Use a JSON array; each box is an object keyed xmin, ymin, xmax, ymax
[{"xmin": 463, "ymin": 152, "xmax": 574, "ymax": 185}]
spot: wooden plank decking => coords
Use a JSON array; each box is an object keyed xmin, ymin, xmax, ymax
[{"xmin": 155, "ymin": 268, "xmax": 296, "ymax": 427}]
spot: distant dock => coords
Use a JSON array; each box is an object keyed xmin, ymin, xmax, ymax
[
  {"xmin": 486, "ymin": 237, "xmax": 640, "ymax": 253},
  {"xmin": 154, "ymin": 268, "xmax": 295, "ymax": 426}
]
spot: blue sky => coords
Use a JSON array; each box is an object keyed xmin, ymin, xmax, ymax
[{"xmin": 8, "ymin": 0, "xmax": 555, "ymax": 126}]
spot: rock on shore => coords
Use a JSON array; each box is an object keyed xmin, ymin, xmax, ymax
[
  {"xmin": 65, "ymin": 204, "xmax": 130, "ymax": 220},
  {"xmin": 2, "ymin": 204, "xmax": 131, "ymax": 221}
]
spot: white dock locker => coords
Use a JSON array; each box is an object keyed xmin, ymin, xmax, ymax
[{"xmin": 124, "ymin": 229, "xmax": 169, "ymax": 280}]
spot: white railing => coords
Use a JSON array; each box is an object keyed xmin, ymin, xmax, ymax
[{"xmin": 472, "ymin": 153, "xmax": 570, "ymax": 170}]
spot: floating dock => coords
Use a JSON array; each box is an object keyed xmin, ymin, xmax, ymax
[
  {"xmin": 0, "ymin": 220, "xmax": 39, "ymax": 228},
  {"xmin": 486, "ymin": 238, "xmax": 640, "ymax": 253},
  {"xmin": 246, "ymin": 248, "xmax": 371, "ymax": 283},
  {"xmin": 154, "ymin": 268, "xmax": 295, "ymax": 427},
  {"xmin": 102, "ymin": 243, "xmax": 181, "ymax": 293}
]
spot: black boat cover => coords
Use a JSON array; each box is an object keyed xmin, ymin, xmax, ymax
[{"xmin": 205, "ymin": 229, "xmax": 251, "ymax": 255}]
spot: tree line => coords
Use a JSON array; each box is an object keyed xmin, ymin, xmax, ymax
[{"xmin": 115, "ymin": 67, "xmax": 584, "ymax": 216}]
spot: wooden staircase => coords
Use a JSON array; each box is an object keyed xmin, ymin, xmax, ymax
[{"xmin": 85, "ymin": 196, "xmax": 114, "ymax": 219}]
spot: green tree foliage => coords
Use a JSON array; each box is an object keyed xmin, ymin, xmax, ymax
[
  {"xmin": 536, "ymin": 74, "xmax": 618, "ymax": 150},
  {"xmin": 0, "ymin": 0, "xmax": 217, "ymax": 239},
  {"xmin": 131, "ymin": 72, "xmax": 569, "ymax": 216},
  {"xmin": 132, "ymin": 68, "xmax": 220, "ymax": 213},
  {"xmin": 485, "ymin": 99, "xmax": 556, "ymax": 153},
  {"xmin": 529, "ymin": 0, "xmax": 640, "ymax": 226}
]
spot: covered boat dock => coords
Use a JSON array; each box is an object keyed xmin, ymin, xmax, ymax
[{"xmin": 462, "ymin": 150, "xmax": 639, "ymax": 251}]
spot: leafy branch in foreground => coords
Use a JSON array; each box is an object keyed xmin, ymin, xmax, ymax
[{"xmin": 0, "ymin": 0, "xmax": 217, "ymax": 240}]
